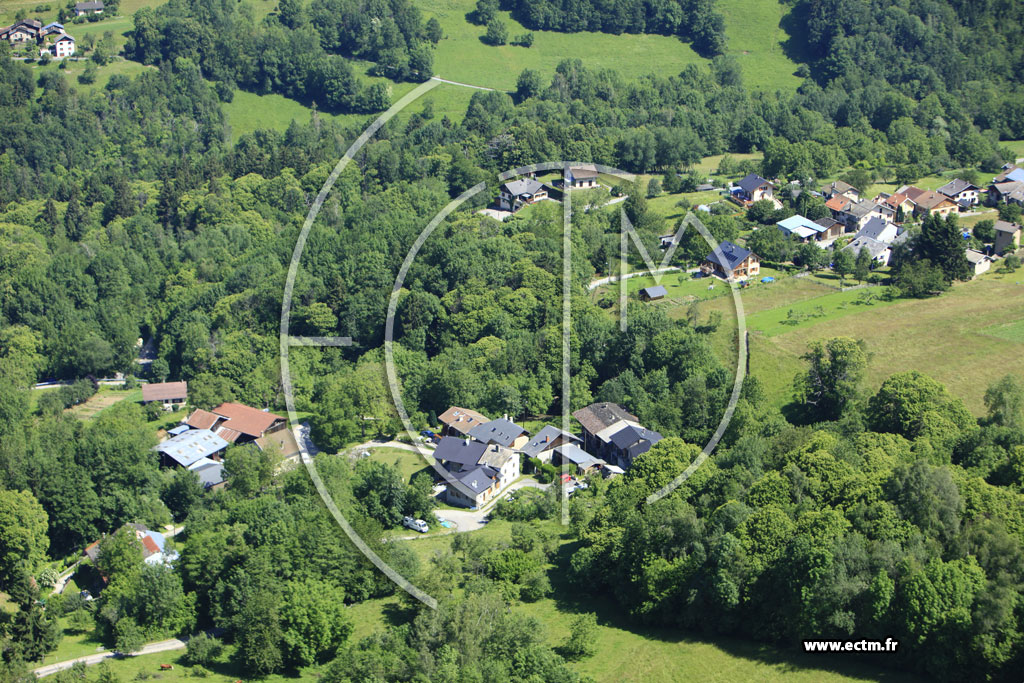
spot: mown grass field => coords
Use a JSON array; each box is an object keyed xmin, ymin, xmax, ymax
[{"xmin": 693, "ymin": 267, "xmax": 1024, "ymax": 414}]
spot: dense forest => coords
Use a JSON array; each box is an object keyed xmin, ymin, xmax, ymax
[{"xmin": 2, "ymin": 0, "xmax": 1024, "ymax": 679}]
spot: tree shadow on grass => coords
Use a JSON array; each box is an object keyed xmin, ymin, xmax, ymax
[
  {"xmin": 545, "ymin": 539, "xmax": 920, "ymax": 681},
  {"xmin": 777, "ymin": 1, "xmax": 815, "ymax": 71}
]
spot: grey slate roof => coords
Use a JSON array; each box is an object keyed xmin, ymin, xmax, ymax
[
  {"xmin": 456, "ymin": 466, "xmax": 498, "ymax": 494},
  {"xmin": 433, "ymin": 436, "xmax": 488, "ymax": 467},
  {"xmin": 938, "ymin": 178, "xmax": 978, "ymax": 197},
  {"xmin": 844, "ymin": 236, "xmax": 889, "ymax": 260},
  {"xmin": 554, "ymin": 444, "xmax": 601, "ymax": 468},
  {"xmin": 856, "ymin": 217, "xmax": 891, "ymax": 241},
  {"xmin": 189, "ymin": 459, "xmax": 225, "ymax": 488},
  {"xmin": 737, "ymin": 173, "xmax": 771, "ymax": 195},
  {"xmin": 501, "ymin": 178, "xmax": 544, "ymax": 197},
  {"xmin": 572, "ymin": 402, "xmax": 638, "ymax": 435},
  {"xmin": 814, "ymin": 217, "xmax": 841, "ymax": 230},
  {"xmin": 75, "ymin": 0, "xmax": 104, "ymax": 9},
  {"xmin": 639, "ymin": 285, "xmax": 667, "ymax": 298},
  {"xmin": 609, "ymin": 424, "xmax": 662, "ymax": 449},
  {"xmin": 704, "ymin": 241, "xmax": 752, "ymax": 271},
  {"xmin": 994, "ymin": 220, "xmax": 1021, "ymax": 234},
  {"xmin": 846, "ymin": 201, "xmax": 877, "ymax": 219},
  {"xmin": 521, "ymin": 425, "xmax": 580, "ymax": 458},
  {"xmin": 468, "ymin": 418, "xmax": 527, "ymax": 448}
]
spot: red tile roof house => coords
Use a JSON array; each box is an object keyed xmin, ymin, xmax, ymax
[{"xmin": 184, "ymin": 402, "xmax": 286, "ymax": 444}]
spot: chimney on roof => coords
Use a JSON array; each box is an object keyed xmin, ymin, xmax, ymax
[{"xmin": 464, "ymin": 437, "xmax": 470, "ymax": 445}]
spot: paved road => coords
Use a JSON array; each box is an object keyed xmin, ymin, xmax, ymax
[
  {"xmin": 33, "ymin": 638, "xmax": 186, "ymax": 677},
  {"xmin": 430, "ymin": 76, "xmax": 501, "ymax": 92}
]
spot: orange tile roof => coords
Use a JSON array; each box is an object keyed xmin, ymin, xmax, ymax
[
  {"xmin": 825, "ymin": 196, "xmax": 849, "ymax": 212},
  {"xmin": 141, "ymin": 535, "xmax": 161, "ymax": 557},
  {"xmin": 211, "ymin": 402, "xmax": 284, "ymax": 438},
  {"xmin": 185, "ymin": 408, "xmax": 220, "ymax": 431}
]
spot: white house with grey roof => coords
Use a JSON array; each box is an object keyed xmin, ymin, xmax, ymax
[
  {"xmin": 938, "ymin": 178, "xmax": 980, "ymax": 209},
  {"xmin": 499, "ymin": 178, "xmax": 548, "ymax": 211},
  {"xmin": 432, "ymin": 435, "xmax": 520, "ymax": 508}
]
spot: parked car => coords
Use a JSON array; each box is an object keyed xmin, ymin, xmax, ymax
[
  {"xmin": 420, "ymin": 429, "xmax": 435, "ymax": 438},
  {"xmin": 402, "ymin": 516, "xmax": 429, "ymax": 533}
]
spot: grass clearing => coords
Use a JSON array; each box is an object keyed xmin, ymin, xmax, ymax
[
  {"xmin": 222, "ymin": 80, "xmax": 477, "ymax": 141},
  {"xmin": 417, "ymin": 0, "xmax": 802, "ymax": 92},
  {"xmin": 695, "ymin": 271, "xmax": 1024, "ymax": 413},
  {"xmin": 365, "ymin": 446, "xmax": 432, "ymax": 484},
  {"xmin": 67, "ymin": 386, "xmax": 140, "ymax": 421},
  {"xmin": 717, "ymin": 0, "xmax": 803, "ymax": 91},
  {"xmin": 418, "ymin": 0, "xmax": 707, "ymax": 92}
]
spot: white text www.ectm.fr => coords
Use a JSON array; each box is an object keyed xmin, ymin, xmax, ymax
[{"xmin": 802, "ymin": 638, "xmax": 899, "ymax": 653}]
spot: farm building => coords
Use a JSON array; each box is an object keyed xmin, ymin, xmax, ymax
[{"xmin": 141, "ymin": 381, "xmax": 187, "ymax": 409}]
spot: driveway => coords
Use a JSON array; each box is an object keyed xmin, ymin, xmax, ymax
[
  {"xmin": 427, "ymin": 479, "xmax": 551, "ymax": 536},
  {"xmin": 33, "ymin": 638, "xmax": 187, "ymax": 677}
]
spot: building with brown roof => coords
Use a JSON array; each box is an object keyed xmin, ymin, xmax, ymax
[
  {"xmin": 141, "ymin": 381, "xmax": 187, "ymax": 408},
  {"xmin": 911, "ymin": 191, "xmax": 957, "ymax": 218},
  {"xmin": 438, "ymin": 406, "xmax": 489, "ymax": 437},
  {"xmin": 182, "ymin": 402, "xmax": 285, "ymax": 444}
]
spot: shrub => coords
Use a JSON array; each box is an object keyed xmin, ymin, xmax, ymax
[{"xmin": 185, "ymin": 632, "xmax": 223, "ymax": 667}]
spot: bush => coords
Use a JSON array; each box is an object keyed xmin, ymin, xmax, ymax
[
  {"xmin": 185, "ymin": 632, "xmax": 223, "ymax": 667},
  {"xmin": 485, "ymin": 19, "xmax": 508, "ymax": 45},
  {"xmin": 78, "ymin": 64, "xmax": 97, "ymax": 85},
  {"xmin": 562, "ymin": 613, "xmax": 598, "ymax": 660},
  {"xmin": 514, "ymin": 32, "xmax": 534, "ymax": 47}
]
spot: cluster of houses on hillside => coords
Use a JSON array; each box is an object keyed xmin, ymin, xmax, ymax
[
  {"xmin": 430, "ymin": 401, "xmax": 660, "ymax": 508},
  {"xmin": 0, "ymin": 18, "xmax": 75, "ymax": 57},
  {"xmin": 140, "ymin": 382, "xmax": 300, "ymax": 491},
  {"xmin": 721, "ymin": 167, "xmax": 1022, "ymax": 276}
]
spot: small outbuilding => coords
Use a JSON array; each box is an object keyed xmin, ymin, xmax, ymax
[{"xmin": 639, "ymin": 285, "xmax": 667, "ymax": 301}]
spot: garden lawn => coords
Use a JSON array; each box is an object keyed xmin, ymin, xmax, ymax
[{"xmin": 366, "ymin": 446, "xmax": 433, "ymax": 484}]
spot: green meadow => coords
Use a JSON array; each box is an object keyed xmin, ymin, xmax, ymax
[{"xmin": 415, "ymin": 0, "xmax": 802, "ymax": 92}]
